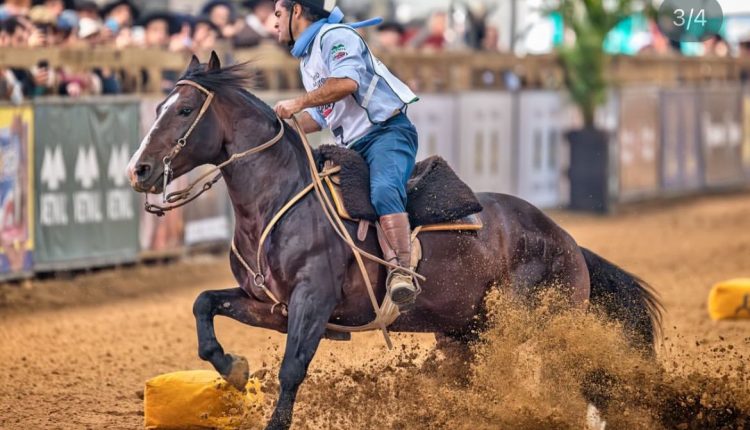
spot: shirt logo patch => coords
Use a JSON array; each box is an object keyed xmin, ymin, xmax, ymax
[
  {"xmin": 331, "ymin": 43, "xmax": 348, "ymax": 61},
  {"xmin": 318, "ymin": 103, "xmax": 334, "ymax": 119}
]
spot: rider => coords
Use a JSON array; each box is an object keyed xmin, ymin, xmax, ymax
[{"xmin": 272, "ymin": 0, "xmax": 420, "ymax": 310}]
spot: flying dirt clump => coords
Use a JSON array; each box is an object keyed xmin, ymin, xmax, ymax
[{"xmin": 244, "ymin": 290, "xmax": 750, "ymax": 429}]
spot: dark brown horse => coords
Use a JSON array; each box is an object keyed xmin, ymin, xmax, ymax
[{"xmin": 127, "ymin": 53, "xmax": 661, "ymax": 430}]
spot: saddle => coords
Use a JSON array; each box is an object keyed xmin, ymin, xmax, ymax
[
  {"xmin": 315, "ymin": 145, "xmax": 484, "ymax": 236},
  {"xmin": 315, "ymin": 146, "xmax": 484, "ymax": 336}
]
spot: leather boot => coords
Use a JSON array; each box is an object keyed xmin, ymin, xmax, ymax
[{"xmin": 378, "ymin": 213, "xmax": 417, "ymax": 310}]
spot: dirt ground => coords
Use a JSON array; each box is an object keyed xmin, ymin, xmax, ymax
[{"xmin": 1, "ymin": 192, "xmax": 749, "ymax": 429}]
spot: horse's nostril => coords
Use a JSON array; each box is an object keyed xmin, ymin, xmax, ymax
[{"xmin": 135, "ymin": 163, "xmax": 152, "ymax": 180}]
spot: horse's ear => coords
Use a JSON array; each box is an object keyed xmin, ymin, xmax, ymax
[
  {"xmin": 187, "ymin": 55, "xmax": 200, "ymax": 72},
  {"xmin": 208, "ymin": 51, "xmax": 221, "ymax": 71}
]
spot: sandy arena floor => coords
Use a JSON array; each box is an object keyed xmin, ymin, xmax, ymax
[{"xmin": 1, "ymin": 192, "xmax": 749, "ymax": 429}]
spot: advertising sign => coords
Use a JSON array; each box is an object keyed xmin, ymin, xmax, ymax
[
  {"xmin": 699, "ymin": 87, "xmax": 744, "ymax": 187},
  {"xmin": 661, "ymin": 89, "xmax": 703, "ymax": 192},
  {"xmin": 457, "ymin": 92, "xmax": 514, "ymax": 194},
  {"xmin": 0, "ymin": 106, "xmax": 34, "ymax": 279},
  {"xmin": 183, "ymin": 166, "xmax": 232, "ymax": 246},
  {"xmin": 409, "ymin": 94, "xmax": 459, "ymax": 168},
  {"xmin": 518, "ymin": 91, "xmax": 566, "ymax": 208},
  {"xmin": 618, "ymin": 87, "xmax": 661, "ymax": 199},
  {"xmin": 34, "ymin": 99, "xmax": 140, "ymax": 270},
  {"xmin": 742, "ymin": 89, "xmax": 750, "ymax": 175}
]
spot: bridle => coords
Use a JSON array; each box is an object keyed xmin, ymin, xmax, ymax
[
  {"xmin": 144, "ymin": 79, "xmax": 285, "ymax": 216},
  {"xmin": 157, "ymin": 80, "xmax": 214, "ymax": 204}
]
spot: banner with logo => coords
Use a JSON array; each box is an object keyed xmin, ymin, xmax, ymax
[
  {"xmin": 699, "ymin": 87, "xmax": 745, "ymax": 187},
  {"xmin": 138, "ymin": 98, "xmax": 185, "ymax": 257},
  {"xmin": 456, "ymin": 92, "xmax": 514, "ymax": 194},
  {"xmin": 742, "ymin": 88, "xmax": 750, "ymax": 175},
  {"xmin": 34, "ymin": 99, "xmax": 140, "ymax": 270},
  {"xmin": 661, "ymin": 89, "xmax": 703, "ymax": 192},
  {"xmin": 518, "ymin": 91, "xmax": 566, "ymax": 208},
  {"xmin": 183, "ymin": 165, "xmax": 233, "ymax": 247},
  {"xmin": 0, "ymin": 105, "xmax": 34, "ymax": 280},
  {"xmin": 409, "ymin": 94, "xmax": 459, "ymax": 167},
  {"xmin": 618, "ymin": 87, "xmax": 661, "ymax": 200}
]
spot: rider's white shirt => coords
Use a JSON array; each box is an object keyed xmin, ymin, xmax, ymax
[{"xmin": 300, "ymin": 23, "xmax": 418, "ymax": 146}]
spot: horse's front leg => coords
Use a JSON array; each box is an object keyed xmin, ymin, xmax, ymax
[
  {"xmin": 266, "ymin": 283, "xmax": 337, "ymax": 430},
  {"xmin": 193, "ymin": 288, "xmax": 286, "ymax": 389}
]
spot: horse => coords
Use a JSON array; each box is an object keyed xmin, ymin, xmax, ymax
[{"xmin": 127, "ymin": 52, "xmax": 662, "ymax": 430}]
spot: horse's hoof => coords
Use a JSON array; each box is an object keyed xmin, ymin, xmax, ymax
[{"xmin": 222, "ymin": 353, "xmax": 249, "ymax": 391}]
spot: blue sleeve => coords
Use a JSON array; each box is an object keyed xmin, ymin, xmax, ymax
[
  {"xmin": 320, "ymin": 28, "xmax": 367, "ymax": 88},
  {"xmin": 304, "ymin": 107, "xmax": 327, "ymax": 129}
]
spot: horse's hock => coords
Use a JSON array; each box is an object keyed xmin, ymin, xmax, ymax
[{"xmin": 144, "ymin": 370, "xmax": 263, "ymax": 429}]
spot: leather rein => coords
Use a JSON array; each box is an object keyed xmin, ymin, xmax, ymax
[{"xmin": 143, "ymin": 79, "xmax": 425, "ymax": 348}]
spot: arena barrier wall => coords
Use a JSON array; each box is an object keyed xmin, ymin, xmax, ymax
[
  {"xmin": 743, "ymin": 89, "xmax": 750, "ymax": 176},
  {"xmin": 408, "ymin": 94, "xmax": 460, "ymax": 169},
  {"xmin": 699, "ymin": 86, "xmax": 745, "ymax": 188},
  {"xmin": 456, "ymin": 92, "xmax": 514, "ymax": 195},
  {"xmin": 617, "ymin": 87, "xmax": 661, "ymax": 201},
  {"xmin": 517, "ymin": 91, "xmax": 567, "ymax": 208},
  {"xmin": 138, "ymin": 98, "xmax": 186, "ymax": 259},
  {"xmin": 0, "ymin": 105, "xmax": 34, "ymax": 281},
  {"xmin": 181, "ymin": 165, "xmax": 233, "ymax": 248},
  {"xmin": 33, "ymin": 98, "xmax": 140, "ymax": 271},
  {"xmin": 3, "ymin": 84, "xmax": 750, "ymax": 278},
  {"xmin": 660, "ymin": 89, "xmax": 704, "ymax": 194}
]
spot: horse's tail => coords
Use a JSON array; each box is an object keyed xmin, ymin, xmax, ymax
[{"xmin": 581, "ymin": 247, "xmax": 663, "ymax": 353}]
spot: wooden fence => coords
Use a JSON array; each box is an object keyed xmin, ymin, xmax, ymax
[{"xmin": 3, "ymin": 44, "xmax": 750, "ymax": 93}]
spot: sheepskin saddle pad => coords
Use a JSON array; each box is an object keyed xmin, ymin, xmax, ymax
[{"xmin": 315, "ymin": 145, "xmax": 483, "ymax": 227}]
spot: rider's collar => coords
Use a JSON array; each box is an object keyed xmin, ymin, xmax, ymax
[{"xmin": 290, "ymin": 7, "xmax": 383, "ymax": 58}]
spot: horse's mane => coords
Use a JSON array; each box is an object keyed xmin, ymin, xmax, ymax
[{"xmin": 179, "ymin": 62, "xmax": 278, "ymax": 123}]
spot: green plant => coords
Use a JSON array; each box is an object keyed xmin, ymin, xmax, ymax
[{"xmin": 553, "ymin": 0, "xmax": 643, "ymax": 128}]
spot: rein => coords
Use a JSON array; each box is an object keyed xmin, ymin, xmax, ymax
[{"xmin": 144, "ymin": 79, "xmax": 425, "ymax": 348}]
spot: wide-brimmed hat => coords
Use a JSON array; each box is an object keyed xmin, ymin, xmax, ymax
[
  {"xmin": 241, "ymin": 0, "xmax": 274, "ymax": 10},
  {"xmin": 191, "ymin": 15, "xmax": 222, "ymax": 37},
  {"xmin": 137, "ymin": 11, "xmax": 181, "ymax": 35},
  {"xmin": 31, "ymin": 0, "xmax": 76, "ymax": 10},
  {"xmin": 99, "ymin": 0, "xmax": 140, "ymax": 21},
  {"xmin": 200, "ymin": 0, "xmax": 237, "ymax": 22}
]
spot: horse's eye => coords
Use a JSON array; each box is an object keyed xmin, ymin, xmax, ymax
[{"xmin": 179, "ymin": 108, "xmax": 194, "ymax": 116}]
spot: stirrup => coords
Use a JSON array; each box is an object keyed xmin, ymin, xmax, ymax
[{"xmin": 387, "ymin": 270, "xmax": 417, "ymax": 309}]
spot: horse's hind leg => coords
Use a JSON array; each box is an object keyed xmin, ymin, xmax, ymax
[
  {"xmin": 193, "ymin": 288, "xmax": 286, "ymax": 389},
  {"xmin": 425, "ymin": 333, "xmax": 475, "ymax": 385},
  {"xmin": 267, "ymin": 283, "xmax": 336, "ymax": 430}
]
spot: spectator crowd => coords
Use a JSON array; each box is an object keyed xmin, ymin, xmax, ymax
[
  {"xmin": 1, "ymin": 0, "xmax": 748, "ymax": 102},
  {"xmin": 0, "ymin": 0, "xmax": 279, "ymax": 101}
]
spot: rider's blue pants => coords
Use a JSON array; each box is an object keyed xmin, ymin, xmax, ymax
[{"xmin": 349, "ymin": 113, "xmax": 419, "ymax": 216}]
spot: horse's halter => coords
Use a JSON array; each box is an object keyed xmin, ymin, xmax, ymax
[{"xmin": 144, "ymin": 79, "xmax": 285, "ymax": 216}]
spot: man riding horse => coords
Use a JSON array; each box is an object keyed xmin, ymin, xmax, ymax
[{"xmin": 272, "ymin": 0, "xmax": 421, "ymax": 311}]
